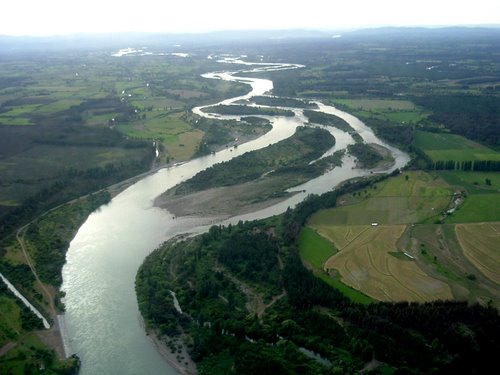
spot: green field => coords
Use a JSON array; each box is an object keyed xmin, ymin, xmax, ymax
[
  {"xmin": 334, "ymin": 99, "xmax": 417, "ymax": 111},
  {"xmin": 298, "ymin": 227, "xmax": 336, "ymax": 269},
  {"xmin": 446, "ymin": 194, "xmax": 500, "ymax": 223},
  {"xmin": 439, "ymin": 171, "xmax": 500, "ymax": 193},
  {"xmin": 436, "ymin": 171, "xmax": 500, "ymax": 223},
  {"xmin": 310, "ymin": 171, "xmax": 452, "ymax": 225},
  {"xmin": 0, "ymin": 294, "xmax": 22, "ymax": 344},
  {"xmin": 333, "ymin": 99, "xmax": 428, "ymax": 124},
  {"xmin": 414, "ymin": 130, "xmax": 500, "ymax": 162}
]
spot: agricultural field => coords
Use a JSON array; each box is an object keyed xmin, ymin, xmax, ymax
[
  {"xmin": 322, "ymin": 225, "xmax": 452, "ymax": 302},
  {"xmin": 409, "ymin": 223, "xmax": 500, "ymax": 308},
  {"xmin": 116, "ymin": 111, "xmax": 203, "ymax": 163},
  {"xmin": 414, "ymin": 130, "xmax": 500, "ymax": 162},
  {"xmin": 310, "ymin": 171, "xmax": 452, "ymax": 226},
  {"xmin": 439, "ymin": 170, "xmax": 500, "ymax": 193},
  {"xmin": 437, "ymin": 170, "xmax": 500, "ymax": 222},
  {"xmin": 446, "ymin": 194, "xmax": 500, "ymax": 223},
  {"xmin": 455, "ymin": 223, "xmax": 500, "ymax": 285},
  {"xmin": 332, "ymin": 98, "xmax": 428, "ymax": 124},
  {"xmin": 303, "ymin": 169, "xmax": 500, "ymax": 306}
]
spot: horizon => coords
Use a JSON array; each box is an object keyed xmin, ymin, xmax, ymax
[
  {"xmin": 1, "ymin": 24, "xmax": 500, "ymax": 40},
  {"xmin": 2, "ymin": 0, "xmax": 499, "ymax": 37}
]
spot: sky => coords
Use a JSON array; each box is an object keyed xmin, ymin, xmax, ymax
[{"xmin": 2, "ymin": 0, "xmax": 499, "ymax": 36}]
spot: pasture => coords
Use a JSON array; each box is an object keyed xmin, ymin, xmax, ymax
[
  {"xmin": 298, "ymin": 227, "xmax": 336, "ymax": 270},
  {"xmin": 116, "ymin": 111, "xmax": 202, "ymax": 161},
  {"xmin": 414, "ymin": 131, "xmax": 500, "ymax": 162},
  {"xmin": 439, "ymin": 171, "xmax": 500, "ymax": 194},
  {"xmin": 455, "ymin": 223, "xmax": 500, "ymax": 285},
  {"xmin": 309, "ymin": 171, "xmax": 452, "ymax": 225},
  {"xmin": 333, "ymin": 98, "xmax": 428, "ymax": 124},
  {"xmin": 322, "ymin": 225, "xmax": 453, "ymax": 302},
  {"xmin": 446, "ymin": 194, "xmax": 500, "ymax": 223},
  {"xmin": 334, "ymin": 99, "xmax": 417, "ymax": 111}
]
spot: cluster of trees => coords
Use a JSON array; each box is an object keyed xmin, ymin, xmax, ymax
[
  {"xmin": 347, "ymin": 143, "xmax": 383, "ymax": 168},
  {"xmin": 216, "ymin": 229, "xmax": 280, "ymax": 288},
  {"xmin": 360, "ymin": 116, "xmax": 414, "ymax": 148},
  {"xmin": 0, "ymin": 282, "xmax": 43, "ymax": 332}
]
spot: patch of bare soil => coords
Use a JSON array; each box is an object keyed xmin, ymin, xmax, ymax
[{"xmin": 155, "ymin": 176, "xmax": 299, "ymax": 218}]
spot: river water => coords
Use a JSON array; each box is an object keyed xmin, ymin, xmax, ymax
[{"xmin": 61, "ymin": 54, "xmax": 409, "ymax": 374}]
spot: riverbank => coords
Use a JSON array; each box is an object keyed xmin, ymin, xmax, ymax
[
  {"xmin": 155, "ymin": 176, "xmax": 300, "ymax": 219},
  {"xmin": 148, "ymin": 331, "xmax": 197, "ymax": 375}
]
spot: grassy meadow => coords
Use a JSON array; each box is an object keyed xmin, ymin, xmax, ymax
[
  {"xmin": 332, "ymin": 98, "xmax": 428, "ymax": 124},
  {"xmin": 310, "ymin": 171, "xmax": 452, "ymax": 226},
  {"xmin": 414, "ymin": 130, "xmax": 500, "ymax": 162}
]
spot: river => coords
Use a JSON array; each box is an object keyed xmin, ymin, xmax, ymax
[{"xmin": 61, "ymin": 54, "xmax": 409, "ymax": 374}]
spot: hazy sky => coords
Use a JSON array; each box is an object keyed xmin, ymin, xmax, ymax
[{"xmin": 2, "ymin": 0, "xmax": 499, "ymax": 36}]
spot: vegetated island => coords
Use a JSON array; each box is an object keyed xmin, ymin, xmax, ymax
[
  {"xmin": 155, "ymin": 126, "xmax": 342, "ymax": 218},
  {"xmin": 303, "ymin": 109, "xmax": 363, "ymax": 143},
  {"xmin": 250, "ymin": 96, "xmax": 319, "ymax": 109},
  {"xmin": 347, "ymin": 142, "xmax": 394, "ymax": 169},
  {"xmin": 137, "ymin": 180, "xmax": 500, "ymax": 375},
  {"xmin": 190, "ymin": 115, "xmax": 273, "ymax": 156},
  {"xmin": 202, "ymin": 104, "xmax": 295, "ymax": 117}
]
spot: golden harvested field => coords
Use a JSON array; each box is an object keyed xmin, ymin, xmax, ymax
[
  {"xmin": 313, "ymin": 225, "xmax": 369, "ymax": 250},
  {"xmin": 455, "ymin": 223, "xmax": 500, "ymax": 285},
  {"xmin": 323, "ymin": 225, "xmax": 453, "ymax": 302}
]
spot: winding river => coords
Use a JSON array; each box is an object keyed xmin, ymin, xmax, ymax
[{"xmin": 61, "ymin": 54, "xmax": 409, "ymax": 374}]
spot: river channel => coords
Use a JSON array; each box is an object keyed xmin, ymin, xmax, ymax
[{"xmin": 61, "ymin": 54, "xmax": 409, "ymax": 374}]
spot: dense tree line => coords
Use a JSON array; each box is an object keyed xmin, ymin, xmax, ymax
[{"xmin": 432, "ymin": 159, "xmax": 500, "ymax": 171}]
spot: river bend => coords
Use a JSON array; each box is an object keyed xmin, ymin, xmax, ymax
[{"xmin": 61, "ymin": 54, "xmax": 409, "ymax": 374}]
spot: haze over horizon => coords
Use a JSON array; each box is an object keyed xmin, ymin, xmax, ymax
[{"xmin": 2, "ymin": 0, "xmax": 499, "ymax": 37}]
